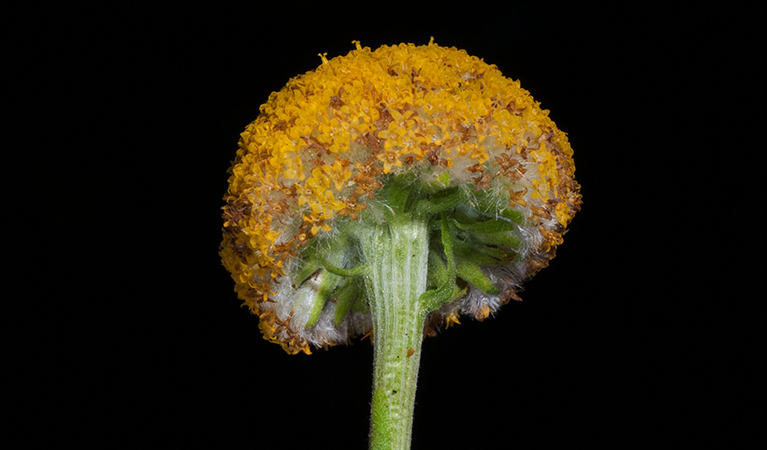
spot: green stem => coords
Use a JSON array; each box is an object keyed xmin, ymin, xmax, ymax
[{"xmin": 358, "ymin": 217, "xmax": 430, "ymax": 450}]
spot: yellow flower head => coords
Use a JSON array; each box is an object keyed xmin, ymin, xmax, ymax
[{"xmin": 221, "ymin": 40, "xmax": 581, "ymax": 354}]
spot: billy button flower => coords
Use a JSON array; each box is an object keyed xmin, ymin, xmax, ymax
[{"xmin": 220, "ymin": 39, "xmax": 581, "ymax": 450}]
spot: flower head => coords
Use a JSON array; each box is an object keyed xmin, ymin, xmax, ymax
[{"xmin": 221, "ymin": 40, "xmax": 581, "ymax": 354}]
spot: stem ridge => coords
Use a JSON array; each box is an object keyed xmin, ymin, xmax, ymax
[{"xmin": 361, "ymin": 218, "xmax": 430, "ymax": 450}]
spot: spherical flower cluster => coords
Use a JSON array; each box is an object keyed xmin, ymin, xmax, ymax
[{"xmin": 221, "ymin": 40, "xmax": 581, "ymax": 354}]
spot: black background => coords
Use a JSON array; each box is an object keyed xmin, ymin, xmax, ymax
[{"xmin": 16, "ymin": 4, "xmax": 762, "ymax": 448}]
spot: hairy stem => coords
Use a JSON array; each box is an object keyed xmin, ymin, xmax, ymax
[{"xmin": 358, "ymin": 217, "xmax": 430, "ymax": 450}]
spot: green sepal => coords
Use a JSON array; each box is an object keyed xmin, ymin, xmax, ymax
[
  {"xmin": 472, "ymin": 230, "xmax": 522, "ymax": 249},
  {"xmin": 315, "ymin": 255, "xmax": 369, "ymax": 277},
  {"xmin": 419, "ymin": 278, "xmax": 457, "ymax": 312},
  {"xmin": 333, "ymin": 278, "xmax": 363, "ymax": 326},
  {"xmin": 294, "ymin": 262, "xmax": 321, "ymax": 287},
  {"xmin": 306, "ymin": 270, "xmax": 342, "ymax": 328},
  {"xmin": 451, "ymin": 237, "xmax": 506, "ymax": 266},
  {"xmin": 419, "ymin": 215, "xmax": 459, "ymax": 311},
  {"xmin": 421, "ymin": 171, "xmax": 451, "ymax": 193},
  {"xmin": 450, "ymin": 217, "xmax": 518, "ymax": 234},
  {"xmin": 455, "ymin": 259, "xmax": 500, "ymax": 295},
  {"xmin": 426, "ymin": 249, "xmax": 449, "ymax": 289},
  {"xmin": 351, "ymin": 296, "xmax": 370, "ymax": 314},
  {"xmin": 374, "ymin": 173, "xmax": 417, "ymax": 218},
  {"xmin": 470, "ymin": 190, "xmax": 529, "ymax": 225},
  {"xmin": 440, "ymin": 214, "xmax": 456, "ymax": 275},
  {"xmin": 414, "ymin": 186, "xmax": 465, "ymax": 215},
  {"xmin": 498, "ymin": 208, "xmax": 528, "ymax": 225},
  {"xmin": 449, "ymin": 285, "xmax": 468, "ymax": 303}
]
